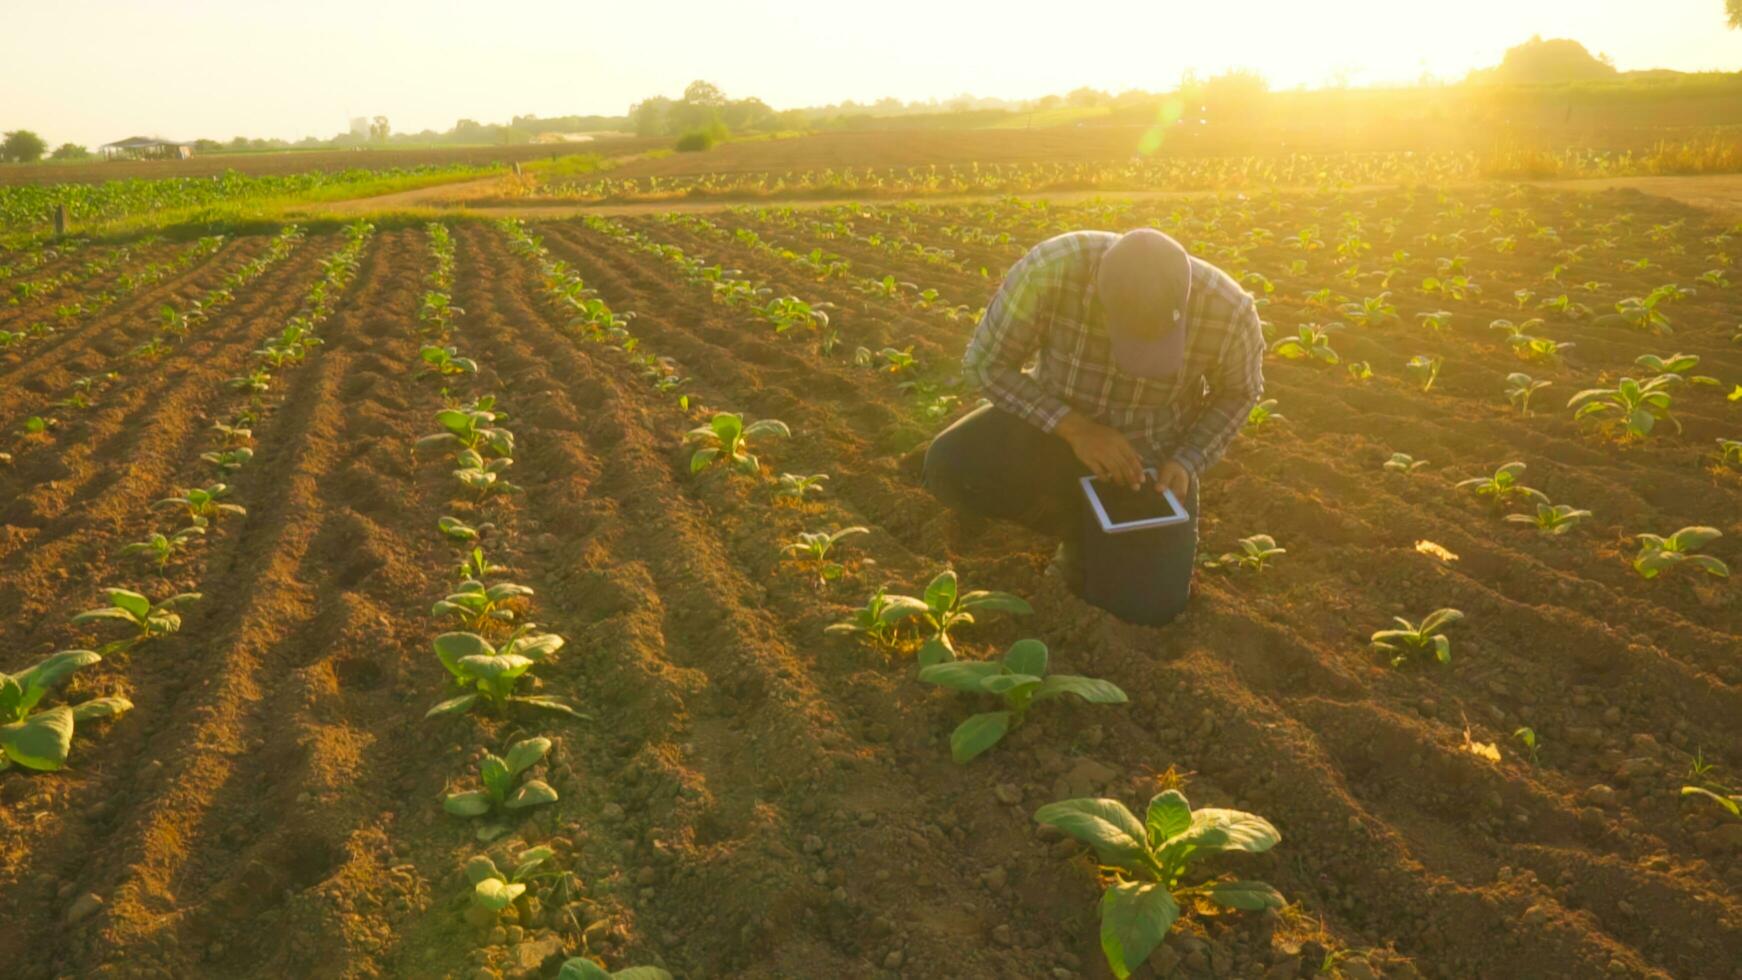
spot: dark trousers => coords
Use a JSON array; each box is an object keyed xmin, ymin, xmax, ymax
[{"xmin": 922, "ymin": 405, "xmax": 1198, "ymax": 627}]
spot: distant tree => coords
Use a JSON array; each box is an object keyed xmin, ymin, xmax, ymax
[
  {"xmin": 193, "ymin": 138, "xmax": 223, "ymax": 153},
  {"xmin": 1, "ymin": 129, "xmax": 48, "ymax": 163},
  {"xmin": 1067, "ymin": 87, "xmax": 1108, "ymax": 108},
  {"xmin": 627, "ymin": 97, "xmax": 673, "ymax": 137},
  {"xmin": 1488, "ymin": 36, "xmax": 1618, "ymax": 83},
  {"xmin": 370, "ymin": 115, "xmax": 390, "ymax": 142},
  {"xmin": 1729, "ymin": 0, "xmax": 1741, "ymax": 28},
  {"xmin": 50, "ymin": 142, "xmax": 89, "ymax": 160},
  {"xmin": 682, "ymin": 80, "xmax": 727, "ymax": 107}
]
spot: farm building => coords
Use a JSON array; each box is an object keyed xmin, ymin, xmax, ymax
[{"xmin": 99, "ymin": 136, "xmax": 194, "ymax": 160}]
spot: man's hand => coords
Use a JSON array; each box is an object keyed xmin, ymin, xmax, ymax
[
  {"xmin": 1056, "ymin": 413, "xmax": 1145, "ymax": 490},
  {"xmin": 1155, "ymin": 459, "xmax": 1191, "ymax": 499}
]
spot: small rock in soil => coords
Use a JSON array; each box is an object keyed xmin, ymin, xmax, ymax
[
  {"xmin": 506, "ymin": 934, "xmax": 566, "ymax": 979},
  {"xmin": 1582, "ymin": 784, "xmax": 1619, "ymax": 808}
]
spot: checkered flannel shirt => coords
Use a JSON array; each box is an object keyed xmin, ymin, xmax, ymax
[{"xmin": 962, "ymin": 231, "xmax": 1265, "ymax": 476}]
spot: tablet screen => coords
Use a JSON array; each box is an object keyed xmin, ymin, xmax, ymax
[{"xmin": 1094, "ymin": 478, "xmax": 1177, "ymax": 525}]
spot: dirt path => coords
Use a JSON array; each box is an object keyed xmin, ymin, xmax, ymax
[{"xmin": 304, "ymin": 172, "xmax": 1742, "ymax": 221}]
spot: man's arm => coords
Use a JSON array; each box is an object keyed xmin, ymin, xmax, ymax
[
  {"xmin": 962, "ymin": 250, "xmax": 1073, "ymax": 432},
  {"xmin": 1168, "ymin": 298, "xmax": 1265, "ymax": 478}
]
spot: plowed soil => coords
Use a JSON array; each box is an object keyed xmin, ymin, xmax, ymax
[{"xmin": 1, "ymin": 182, "xmax": 1738, "ymax": 980}]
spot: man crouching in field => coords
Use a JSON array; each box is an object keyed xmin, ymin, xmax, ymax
[{"xmin": 923, "ymin": 229, "xmax": 1265, "ymax": 626}]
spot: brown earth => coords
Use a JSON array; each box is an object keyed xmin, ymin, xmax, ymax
[{"xmin": 0, "ymin": 181, "xmax": 1737, "ymax": 980}]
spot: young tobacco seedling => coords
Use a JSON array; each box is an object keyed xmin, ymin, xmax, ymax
[
  {"xmin": 1204, "ymin": 535, "xmax": 1286, "ymax": 572},
  {"xmin": 781, "ymin": 527, "xmax": 869, "ymax": 584},
  {"xmin": 881, "ymin": 570, "xmax": 1033, "ymax": 666},
  {"xmin": 465, "ymin": 846, "xmax": 554, "ymax": 912},
  {"xmin": 199, "ymin": 447, "xmax": 253, "ymax": 473},
  {"xmin": 1244, "ymin": 399, "xmax": 1285, "ymax": 431},
  {"xmin": 418, "ymin": 408, "xmax": 515, "ymax": 457},
  {"xmin": 1569, "ymin": 376, "xmax": 1682, "ymax": 438},
  {"xmin": 444, "ymin": 736, "xmax": 559, "ymax": 838},
  {"xmin": 456, "ymin": 547, "xmax": 508, "ymax": 582},
  {"xmin": 1406, "ymin": 354, "xmax": 1442, "ymax": 392},
  {"xmin": 1456, "ymin": 462, "xmax": 1547, "ymax": 507},
  {"xmin": 918, "ymin": 639, "xmax": 1126, "ymax": 763},
  {"xmin": 73, "ymin": 588, "xmax": 201, "ymax": 645},
  {"xmin": 1681, "ymin": 785, "xmax": 1741, "ymax": 818},
  {"xmin": 1371, "ymin": 608, "xmax": 1464, "ymax": 666},
  {"xmin": 1034, "ymin": 790, "xmax": 1283, "ymax": 980},
  {"xmin": 156, "ymin": 484, "xmax": 245, "ymax": 527},
  {"xmin": 774, "ymin": 472, "xmax": 828, "ymax": 502},
  {"xmin": 1718, "ymin": 438, "xmax": 1742, "ymax": 468},
  {"xmin": 454, "ymin": 449, "xmax": 521, "ymax": 499},
  {"xmin": 1634, "ymin": 527, "xmax": 1728, "ymax": 579},
  {"xmin": 1383, "ymin": 452, "xmax": 1428, "ymax": 473},
  {"xmin": 1514, "ymin": 727, "xmax": 1542, "ymax": 766},
  {"xmin": 432, "ymin": 580, "xmax": 535, "ymax": 632},
  {"xmin": 439, "ymin": 515, "xmax": 482, "ymax": 541},
  {"xmin": 556, "ymin": 958, "xmax": 672, "ymax": 980},
  {"xmin": 120, "ymin": 526, "xmax": 206, "ymax": 572},
  {"xmin": 824, "ymin": 587, "xmax": 899, "ymax": 647},
  {"xmin": 1506, "ymin": 503, "xmax": 1592, "ymax": 536},
  {"xmin": 1268, "ymin": 325, "xmax": 1338, "ymax": 365},
  {"xmin": 427, "ymin": 631, "xmax": 578, "ymax": 718},
  {"xmin": 687, "ymin": 412, "xmax": 789, "ymax": 476},
  {"xmin": 1635, "ymin": 352, "xmax": 1718, "ymax": 386},
  {"xmin": 419, "ymin": 344, "xmax": 478, "ymax": 378},
  {"xmin": 0, "ymin": 650, "xmax": 132, "ymax": 772},
  {"xmin": 1505, "ymin": 373, "xmax": 1551, "ymax": 416}
]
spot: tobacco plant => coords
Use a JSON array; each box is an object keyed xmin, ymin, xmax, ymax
[
  {"xmin": 199, "ymin": 447, "xmax": 253, "ymax": 473},
  {"xmin": 1203, "ymin": 534, "xmax": 1286, "ymax": 572},
  {"xmin": 156, "ymin": 484, "xmax": 246, "ymax": 526},
  {"xmin": 1383, "ymin": 452, "xmax": 1428, "ymax": 473},
  {"xmin": 419, "ymin": 344, "xmax": 478, "ymax": 378},
  {"xmin": 1505, "ymin": 373, "xmax": 1551, "ymax": 416},
  {"xmin": 120, "ymin": 526, "xmax": 205, "ymax": 572},
  {"xmin": 73, "ymin": 587, "xmax": 201, "ymax": 645},
  {"xmin": 1034, "ymin": 790, "xmax": 1283, "ymax": 980},
  {"xmin": 1244, "ymin": 399, "xmax": 1284, "ymax": 431},
  {"xmin": 0, "ymin": 650, "xmax": 132, "ymax": 772},
  {"xmin": 1634, "ymin": 527, "xmax": 1728, "ymax": 579},
  {"xmin": 1269, "ymin": 325, "xmax": 1338, "ymax": 365},
  {"xmin": 439, "ymin": 515, "xmax": 482, "ymax": 541},
  {"xmin": 687, "ymin": 412, "xmax": 789, "ymax": 476},
  {"xmin": 1568, "ymin": 376, "xmax": 1681, "ymax": 438},
  {"xmin": 1371, "ymin": 608, "xmax": 1463, "ymax": 666},
  {"xmin": 824, "ymin": 587, "xmax": 899, "ymax": 647},
  {"xmin": 433, "ymin": 579, "xmax": 534, "ymax": 631},
  {"xmin": 427, "ymin": 631, "xmax": 578, "ymax": 718},
  {"xmin": 1506, "ymin": 502, "xmax": 1592, "ymax": 536},
  {"xmin": 774, "ymin": 472, "xmax": 828, "ymax": 502},
  {"xmin": 466, "ymin": 846, "xmax": 555, "ymax": 912},
  {"xmin": 418, "ymin": 408, "xmax": 514, "ymax": 457},
  {"xmin": 918, "ymin": 639, "xmax": 1126, "ymax": 763},
  {"xmin": 454, "ymin": 449, "xmax": 521, "ymax": 499},
  {"xmin": 781, "ymin": 527, "xmax": 868, "ymax": 584},
  {"xmin": 1406, "ymin": 354, "xmax": 1442, "ymax": 392},
  {"xmin": 444, "ymin": 736, "xmax": 559, "ymax": 838},
  {"xmin": 1456, "ymin": 462, "xmax": 1547, "ymax": 507},
  {"xmin": 879, "ymin": 570, "xmax": 1033, "ymax": 666}
]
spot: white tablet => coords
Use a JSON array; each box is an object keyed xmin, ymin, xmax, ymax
[{"xmin": 1080, "ymin": 470, "xmax": 1190, "ymax": 534}]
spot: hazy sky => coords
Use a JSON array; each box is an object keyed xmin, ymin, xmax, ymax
[{"xmin": 4, "ymin": 0, "xmax": 1739, "ymax": 147}]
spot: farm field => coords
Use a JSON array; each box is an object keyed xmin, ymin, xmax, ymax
[{"xmin": 0, "ymin": 175, "xmax": 1739, "ymax": 980}]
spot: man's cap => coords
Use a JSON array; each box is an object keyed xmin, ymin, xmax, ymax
[{"xmin": 1096, "ymin": 228, "xmax": 1192, "ymax": 379}]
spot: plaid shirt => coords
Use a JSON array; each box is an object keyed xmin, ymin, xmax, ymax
[{"xmin": 962, "ymin": 231, "xmax": 1265, "ymax": 476}]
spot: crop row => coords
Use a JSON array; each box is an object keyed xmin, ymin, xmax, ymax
[{"xmin": 1, "ymin": 221, "xmax": 372, "ymax": 775}]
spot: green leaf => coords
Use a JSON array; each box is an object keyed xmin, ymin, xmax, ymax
[
  {"xmin": 950, "ymin": 711, "xmax": 1012, "ymax": 763},
  {"xmin": 504, "ymin": 736, "xmax": 551, "ymax": 775},
  {"xmin": 473, "ymin": 877, "xmax": 523, "ymax": 911},
  {"xmin": 959, "ymin": 591, "xmax": 1034, "ymax": 616},
  {"xmin": 1098, "ymin": 880, "xmax": 1178, "ymax": 980},
  {"xmin": 480, "ymin": 755, "xmax": 511, "ymax": 800},
  {"xmin": 464, "ymin": 855, "xmax": 500, "ymax": 885},
  {"xmin": 514, "ymin": 695, "xmax": 583, "ymax": 717},
  {"xmin": 923, "ymin": 570, "xmax": 959, "ymax": 614},
  {"xmin": 1180, "ymin": 808, "xmax": 1282, "ymax": 854},
  {"xmin": 1033, "ymin": 674, "xmax": 1128, "ymax": 705},
  {"xmin": 1145, "ymin": 789, "xmax": 1193, "ymax": 843},
  {"xmin": 1207, "ymin": 880, "xmax": 1286, "ymax": 911},
  {"xmin": 426, "ymin": 693, "xmax": 479, "ymax": 718},
  {"xmin": 506, "ymin": 779, "xmax": 559, "ymax": 809},
  {"xmin": 444, "ymin": 791, "xmax": 494, "ymax": 817},
  {"xmin": 68, "ymin": 696, "xmax": 130, "ymax": 722},
  {"xmin": 504, "ymin": 633, "xmax": 564, "ymax": 662},
  {"xmin": 557, "ymin": 961, "xmax": 612, "ymax": 980},
  {"xmin": 981, "ymin": 673, "xmax": 1042, "ymax": 695},
  {"xmin": 915, "ymin": 634, "xmax": 955, "ymax": 668},
  {"xmin": 916, "ymin": 660, "xmax": 1002, "ymax": 693},
  {"xmin": 434, "ymin": 632, "xmax": 493, "ymax": 678},
  {"xmin": 71, "ymin": 608, "xmax": 142, "ymax": 626},
  {"xmin": 1033, "ymin": 798, "xmax": 1150, "ymax": 869},
  {"xmin": 0, "ymin": 705, "xmax": 75, "ymax": 771},
  {"xmin": 1003, "ymin": 638, "xmax": 1048, "ymax": 677},
  {"xmin": 16, "ymin": 649, "xmax": 101, "ymax": 712}
]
